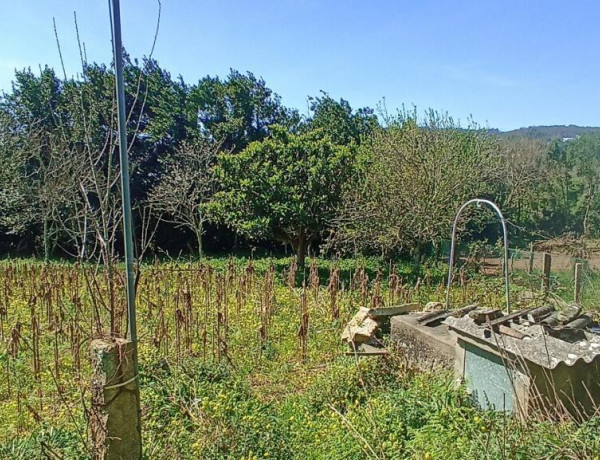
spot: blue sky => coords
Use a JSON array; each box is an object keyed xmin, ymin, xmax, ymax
[{"xmin": 1, "ymin": 0, "xmax": 598, "ymax": 130}]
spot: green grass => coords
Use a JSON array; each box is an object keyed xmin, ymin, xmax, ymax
[{"xmin": 0, "ymin": 257, "xmax": 599, "ymax": 459}]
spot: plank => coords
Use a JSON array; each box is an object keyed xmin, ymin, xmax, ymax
[
  {"xmin": 497, "ymin": 324, "xmax": 528, "ymax": 340},
  {"xmin": 368, "ymin": 303, "xmax": 420, "ymax": 318},
  {"xmin": 488, "ymin": 307, "xmax": 536, "ymax": 328},
  {"xmin": 345, "ymin": 343, "xmax": 389, "ymax": 356},
  {"xmin": 344, "ymin": 349, "xmax": 389, "ymax": 356}
]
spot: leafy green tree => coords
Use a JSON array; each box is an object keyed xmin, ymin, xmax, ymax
[
  {"xmin": 2, "ymin": 67, "xmax": 65, "ymax": 131},
  {"xmin": 188, "ymin": 70, "xmax": 299, "ymax": 152},
  {"xmin": 566, "ymin": 134, "xmax": 600, "ymax": 237},
  {"xmin": 306, "ymin": 92, "xmax": 378, "ymax": 145},
  {"xmin": 211, "ymin": 126, "xmax": 354, "ymax": 265}
]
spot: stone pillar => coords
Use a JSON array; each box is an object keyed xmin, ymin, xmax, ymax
[{"xmin": 90, "ymin": 338, "xmax": 141, "ymax": 460}]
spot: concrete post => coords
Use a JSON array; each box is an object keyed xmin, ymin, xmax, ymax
[
  {"xmin": 90, "ymin": 338, "xmax": 141, "ymax": 460},
  {"xmin": 542, "ymin": 253, "xmax": 551, "ymax": 294},
  {"xmin": 528, "ymin": 242, "xmax": 534, "ymax": 274}
]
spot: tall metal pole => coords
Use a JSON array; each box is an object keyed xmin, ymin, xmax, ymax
[
  {"xmin": 86, "ymin": 5, "xmax": 145, "ymax": 458},
  {"xmin": 109, "ymin": 0, "xmax": 137, "ymax": 348}
]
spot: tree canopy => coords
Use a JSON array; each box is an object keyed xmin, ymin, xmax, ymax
[
  {"xmin": 1, "ymin": 55, "xmax": 600, "ymax": 263},
  {"xmin": 211, "ymin": 126, "xmax": 354, "ymax": 265}
]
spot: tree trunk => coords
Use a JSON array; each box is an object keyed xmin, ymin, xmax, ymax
[
  {"xmin": 292, "ymin": 235, "xmax": 309, "ymax": 267},
  {"xmin": 196, "ymin": 227, "xmax": 204, "ymax": 259},
  {"xmin": 583, "ymin": 184, "xmax": 596, "ymax": 238},
  {"xmin": 43, "ymin": 218, "xmax": 50, "ymax": 265},
  {"xmin": 412, "ymin": 243, "xmax": 424, "ymax": 275}
]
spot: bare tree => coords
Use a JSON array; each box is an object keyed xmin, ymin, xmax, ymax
[
  {"xmin": 334, "ymin": 110, "xmax": 499, "ymax": 268},
  {"xmin": 497, "ymin": 136, "xmax": 549, "ymax": 223},
  {"xmin": 149, "ymin": 141, "xmax": 219, "ymax": 258},
  {"xmin": 0, "ymin": 115, "xmax": 82, "ymax": 263}
]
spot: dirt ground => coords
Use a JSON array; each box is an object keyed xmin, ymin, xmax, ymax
[{"xmin": 478, "ymin": 253, "xmax": 600, "ymax": 276}]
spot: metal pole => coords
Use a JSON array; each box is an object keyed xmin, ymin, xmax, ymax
[
  {"xmin": 445, "ymin": 199, "xmax": 510, "ymax": 313},
  {"xmin": 109, "ymin": 0, "xmax": 137, "ymax": 347}
]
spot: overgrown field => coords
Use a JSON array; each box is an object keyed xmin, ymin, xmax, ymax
[{"xmin": 0, "ymin": 257, "xmax": 599, "ymax": 459}]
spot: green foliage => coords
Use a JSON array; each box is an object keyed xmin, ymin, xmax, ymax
[
  {"xmin": 499, "ymin": 124, "xmax": 600, "ymax": 140},
  {"xmin": 3, "ymin": 57, "xmax": 600, "ymax": 259},
  {"xmin": 566, "ymin": 134, "xmax": 600, "ymax": 236},
  {"xmin": 211, "ymin": 127, "xmax": 355, "ymax": 264},
  {"xmin": 501, "ymin": 133, "xmax": 600, "ymax": 240},
  {"xmin": 336, "ymin": 110, "xmax": 499, "ymax": 259},
  {"xmin": 0, "ymin": 426, "xmax": 88, "ymax": 460},
  {"xmin": 306, "ymin": 92, "xmax": 377, "ymax": 145},
  {"xmin": 188, "ymin": 70, "xmax": 299, "ymax": 152},
  {"xmin": 142, "ymin": 360, "xmax": 293, "ymax": 459}
]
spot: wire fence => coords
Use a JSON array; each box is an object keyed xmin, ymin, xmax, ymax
[{"xmin": 443, "ymin": 241, "xmax": 600, "ymax": 311}]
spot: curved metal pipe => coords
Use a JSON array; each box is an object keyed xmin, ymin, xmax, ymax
[{"xmin": 445, "ymin": 199, "xmax": 510, "ymax": 313}]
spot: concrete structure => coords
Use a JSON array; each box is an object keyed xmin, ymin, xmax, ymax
[
  {"xmin": 90, "ymin": 338, "xmax": 142, "ymax": 459},
  {"xmin": 391, "ymin": 310, "xmax": 600, "ymax": 420},
  {"xmin": 445, "ymin": 315, "xmax": 600, "ymax": 420},
  {"xmin": 390, "ymin": 314, "xmax": 458, "ymax": 373}
]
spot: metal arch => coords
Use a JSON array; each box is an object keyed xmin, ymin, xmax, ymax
[{"xmin": 445, "ymin": 199, "xmax": 510, "ymax": 313}]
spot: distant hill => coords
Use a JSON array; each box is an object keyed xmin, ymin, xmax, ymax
[{"xmin": 493, "ymin": 125, "xmax": 600, "ymax": 140}]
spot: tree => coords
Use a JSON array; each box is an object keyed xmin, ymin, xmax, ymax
[
  {"xmin": 148, "ymin": 140, "xmax": 219, "ymax": 258},
  {"xmin": 566, "ymin": 135, "xmax": 600, "ymax": 237},
  {"xmin": 0, "ymin": 69, "xmax": 81, "ymax": 262},
  {"xmin": 211, "ymin": 126, "xmax": 354, "ymax": 265},
  {"xmin": 335, "ymin": 110, "xmax": 499, "ymax": 267},
  {"xmin": 495, "ymin": 136, "xmax": 550, "ymax": 226},
  {"xmin": 530, "ymin": 135, "xmax": 600, "ymax": 238},
  {"xmin": 306, "ymin": 92, "xmax": 378, "ymax": 145},
  {"xmin": 187, "ymin": 70, "xmax": 299, "ymax": 152}
]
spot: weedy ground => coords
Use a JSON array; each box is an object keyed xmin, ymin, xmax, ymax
[{"xmin": 0, "ymin": 256, "xmax": 598, "ymax": 459}]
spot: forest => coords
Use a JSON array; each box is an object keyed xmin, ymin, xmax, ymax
[{"xmin": 1, "ymin": 57, "xmax": 600, "ymax": 267}]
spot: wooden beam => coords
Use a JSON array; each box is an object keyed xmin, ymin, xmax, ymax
[
  {"xmin": 542, "ymin": 253, "xmax": 551, "ymax": 293},
  {"xmin": 487, "ymin": 307, "xmax": 536, "ymax": 328},
  {"xmin": 368, "ymin": 303, "xmax": 420, "ymax": 318}
]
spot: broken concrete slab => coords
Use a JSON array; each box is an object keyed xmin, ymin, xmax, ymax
[{"xmin": 341, "ymin": 307, "xmax": 379, "ymax": 344}]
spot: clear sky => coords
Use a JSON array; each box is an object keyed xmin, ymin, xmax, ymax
[{"xmin": 1, "ymin": 0, "xmax": 598, "ymax": 131}]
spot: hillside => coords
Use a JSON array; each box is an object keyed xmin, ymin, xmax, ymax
[{"xmin": 495, "ymin": 124, "xmax": 600, "ymax": 140}]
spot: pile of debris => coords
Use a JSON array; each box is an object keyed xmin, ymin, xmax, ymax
[
  {"xmin": 341, "ymin": 303, "xmax": 419, "ymax": 355},
  {"xmin": 448, "ymin": 293, "xmax": 598, "ymax": 341},
  {"xmin": 445, "ymin": 301, "xmax": 600, "ymax": 366}
]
